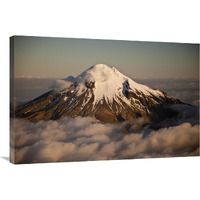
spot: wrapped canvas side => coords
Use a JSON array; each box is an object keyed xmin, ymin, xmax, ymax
[{"xmin": 10, "ymin": 36, "xmax": 15, "ymax": 163}]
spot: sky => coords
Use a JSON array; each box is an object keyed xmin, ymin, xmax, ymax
[{"xmin": 13, "ymin": 36, "xmax": 199, "ymax": 79}]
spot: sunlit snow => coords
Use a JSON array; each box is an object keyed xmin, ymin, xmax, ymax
[{"xmin": 69, "ymin": 64, "xmax": 164, "ymax": 107}]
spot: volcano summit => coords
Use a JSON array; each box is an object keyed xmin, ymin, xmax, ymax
[{"xmin": 15, "ymin": 64, "xmax": 183, "ymax": 125}]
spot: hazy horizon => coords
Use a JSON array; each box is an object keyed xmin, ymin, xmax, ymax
[{"xmin": 14, "ymin": 77, "xmax": 199, "ymax": 107}]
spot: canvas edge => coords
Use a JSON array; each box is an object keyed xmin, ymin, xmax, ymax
[{"xmin": 10, "ymin": 36, "xmax": 15, "ymax": 164}]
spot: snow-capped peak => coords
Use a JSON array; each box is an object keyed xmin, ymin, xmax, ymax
[
  {"xmin": 76, "ymin": 64, "xmax": 120, "ymax": 83},
  {"xmin": 69, "ymin": 64, "xmax": 164, "ymax": 105}
]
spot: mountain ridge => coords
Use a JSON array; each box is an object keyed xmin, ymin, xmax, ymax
[{"xmin": 15, "ymin": 64, "xmax": 184, "ymax": 125}]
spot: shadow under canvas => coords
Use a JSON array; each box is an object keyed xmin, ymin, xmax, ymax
[{"xmin": 1, "ymin": 157, "xmax": 9, "ymax": 162}]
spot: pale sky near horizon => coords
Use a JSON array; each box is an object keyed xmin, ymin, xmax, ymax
[{"xmin": 13, "ymin": 36, "xmax": 199, "ymax": 79}]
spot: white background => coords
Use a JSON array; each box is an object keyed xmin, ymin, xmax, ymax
[{"xmin": 0, "ymin": 0, "xmax": 199, "ymax": 199}]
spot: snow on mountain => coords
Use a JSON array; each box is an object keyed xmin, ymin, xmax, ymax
[
  {"xmin": 15, "ymin": 64, "xmax": 183, "ymax": 125},
  {"xmin": 65, "ymin": 64, "xmax": 164, "ymax": 106}
]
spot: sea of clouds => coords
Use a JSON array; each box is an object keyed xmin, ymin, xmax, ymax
[{"xmin": 11, "ymin": 105, "xmax": 199, "ymax": 164}]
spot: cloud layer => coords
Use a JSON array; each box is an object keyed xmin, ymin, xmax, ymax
[
  {"xmin": 136, "ymin": 78, "xmax": 199, "ymax": 106},
  {"xmin": 49, "ymin": 77, "xmax": 74, "ymax": 91},
  {"xmin": 11, "ymin": 110, "xmax": 199, "ymax": 164}
]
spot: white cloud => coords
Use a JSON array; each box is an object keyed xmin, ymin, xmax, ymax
[
  {"xmin": 119, "ymin": 123, "xmax": 199, "ymax": 159},
  {"xmin": 11, "ymin": 111, "xmax": 199, "ymax": 164},
  {"xmin": 49, "ymin": 79, "xmax": 73, "ymax": 91}
]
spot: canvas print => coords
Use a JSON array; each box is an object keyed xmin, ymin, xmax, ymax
[{"xmin": 10, "ymin": 36, "xmax": 199, "ymax": 164}]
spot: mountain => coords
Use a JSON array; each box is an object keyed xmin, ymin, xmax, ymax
[{"xmin": 15, "ymin": 64, "xmax": 183, "ymax": 126}]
